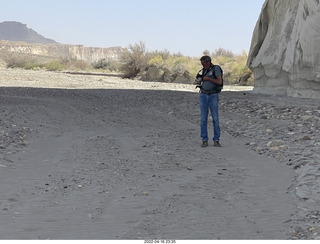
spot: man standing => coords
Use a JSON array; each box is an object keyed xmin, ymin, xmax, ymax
[{"xmin": 198, "ymin": 55, "xmax": 222, "ymax": 147}]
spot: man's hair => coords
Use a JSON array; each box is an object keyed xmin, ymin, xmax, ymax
[{"xmin": 200, "ymin": 55, "xmax": 211, "ymax": 63}]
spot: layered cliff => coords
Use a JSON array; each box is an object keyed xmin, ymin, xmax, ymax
[
  {"xmin": 0, "ymin": 21, "xmax": 122, "ymax": 62},
  {"xmin": 0, "ymin": 40, "xmax": 123, "ymax": 62},
  {"xmin": 247, "ymin": 0, "xmax": 320, "ymax": 99}
]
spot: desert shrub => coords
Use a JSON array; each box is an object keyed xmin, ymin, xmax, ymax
[
  {"xmin": 210, "ymin": 50, "xmax": 252, "ymax": 85},
  {"xmin": 228, "ymin": 51, "xmax": 252, "ymax": 85},
  {"xmin": 61, "ymin": 57, "xmax": 91, "ymax": 71},
  {"xmin": 164, "ymin": 56, "xmax": 199, "ymax": 80},
  {"xmin": 24, "ymin": 62, "xmax": 43, "ymax": 70},
  {"xmin": 120, "ymin": 41, "xmax": 150, "ymax": 78},
  {"xmin": 152, "ymin": 50, "xmax": 171, "ymax": 60},
  {"xmin": 114, "ymin": 42, "xmax": 253, "ymax": 85},
  {"xmin": 93, "ymin": 59, "xmax": 109, "ymax": 69},
  {"xmin": 93, "ymin": 58, "xmax": 120, "ymax": 72},
  {"xmin": 4, "ymin": 53, "xmax": 41, "ymax": 69},
  {"xmin": 148, "ymin": 55, "xmax": 164, "ymax": 67},
  {"xmin": 211, "ymin": 48, "xmax": 235, "ymax": 58},
  {"xmin": 108, "ymin": 60, "xmax": 121, "ymax": 72},
  {"xmin": 137, "ymin": 52, "xmax": 197, "ymax": 82},
  {"xmin": 4, "ymin": 53, "xmax": 24, "ymax": 68},
  {"xmin": 44, "ymin": 60, "xmax": 64, "ymax": 71}
]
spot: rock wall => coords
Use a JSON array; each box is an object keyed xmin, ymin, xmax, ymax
[
  {"xmin": 0, "ymin": 40, "xmax": 123, "ymax": 62},
  {"xmin": 247, "ymin": 0, "xmax": 320, "ymax": 99}
]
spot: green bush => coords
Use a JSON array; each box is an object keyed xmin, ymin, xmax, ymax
[{"xmin": 44, "ymin": 60, "xmax": 64, "ymax": 71}]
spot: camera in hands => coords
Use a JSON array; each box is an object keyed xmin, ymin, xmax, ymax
[{"xmin": 195, "ymin": 73, "xmax": 204, "ymax": 88}]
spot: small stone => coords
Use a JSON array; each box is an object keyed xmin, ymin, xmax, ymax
[
  {"xmin": 267, "ymin": 140, "xmax": 285, "ymax": 147},
  {"xmin": 18, "ymin": 141, "xmax": 27, "ymax": 146},
  {"xmin": 300, "ymin": 135, "xmax": 311, "ymax": 141},
  {"xmin": 301, "ymin": 115, "xmax": 313, "ymax": 121},
  {"xmin": 249, "ymin": 142, "xmax": 257, "ymax": 147},
  {"xmin": 270, "ymin": 145, "xmax": 287, "ymax": 151}
]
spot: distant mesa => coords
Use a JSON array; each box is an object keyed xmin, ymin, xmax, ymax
[
  {"xmin": 0, "ymin": 21, "xmax": 58, "ymax": 44},
  {"xmin": 0, "ymin": 21, "xmax": 122, "ymax": 62}
]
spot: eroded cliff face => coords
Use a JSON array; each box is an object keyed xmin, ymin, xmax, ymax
[
  {"xmin": 247, "ymin": 0, "xmax": 320, "ymax": 99},
  {"xmin": 0, "ymin": 40, "xmax": 123, "ymax": 62}
]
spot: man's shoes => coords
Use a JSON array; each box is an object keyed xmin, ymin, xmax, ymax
[
  {"xmin": 201, "ymin": 141, "xmax": 208, "ymax": 147},
  {"xmin": 214, "ymin": 141, "xmax": 221, "ymax": 147}
]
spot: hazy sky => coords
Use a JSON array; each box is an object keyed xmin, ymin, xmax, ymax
[{"xmin": 0, "ymin": 0, "xmax": 265, "ymax": 57}]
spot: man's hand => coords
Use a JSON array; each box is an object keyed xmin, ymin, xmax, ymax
[
  {"xmin": 203, "ymin": 76, "xmax": 222, "ymax": 85},
  {"xmin": 203, "ymin": 76, "xmax": 210, "ymax": 81}
]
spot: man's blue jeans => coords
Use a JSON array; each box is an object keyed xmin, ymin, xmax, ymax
[{"xmin": 200, "ymin": 93, "xmax": 220, "ymax": 142}]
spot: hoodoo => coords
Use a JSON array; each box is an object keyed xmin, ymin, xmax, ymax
[{"xmin": 247, "ymin": 0, "xmax": 320, "ymax": 99}]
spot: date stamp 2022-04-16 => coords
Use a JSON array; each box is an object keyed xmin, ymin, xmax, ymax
[{"xmin": 144, "ymin": 240, "xmax": 177, "ymax": 244}]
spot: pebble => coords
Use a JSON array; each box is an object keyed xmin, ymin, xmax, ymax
[
  {"xmin": 300, "ymin": 135, "xmax": 311, "ymax": 141},
  {"xmin": 267, "ymin": 140, "xmax": 285, "ymax": 147},
  {"xmin": 265, "ymin": 129, "xmax": 273, "ymax": 133}
]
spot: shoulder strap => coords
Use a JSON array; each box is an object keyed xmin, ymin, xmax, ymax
[
  {"xmin": 212, "ymin": 65, "xmax": 217, "ymax": 78},
  {"xmin": 212, "ymin": 65, "xmax": 223, "ymax": 78}
]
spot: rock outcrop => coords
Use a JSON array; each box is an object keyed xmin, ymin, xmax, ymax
[{"xmin": 247, "ymin": 0, "xmax": 320, "ymax": 99}]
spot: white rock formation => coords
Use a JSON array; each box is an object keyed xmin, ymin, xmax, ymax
[{"xmin": 247, "ymin": 0, "xmax": 320, "ymax": 99}]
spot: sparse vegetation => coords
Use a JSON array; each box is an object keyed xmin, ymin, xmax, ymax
[
  {"xmin": 210, "ymin": 49, "xmax": 253, "ymax": 85},
  {"xmin": 93, "ymin": 58, "xmax": 120, "ymax": 72},
  {"xmin": 119, "ymin": 43, "xmax": 253, "ymax": 85},
  {"xmin": 44, "ymin": 60, "xmax": 64, "ymax": 71},
  {"xmin": 62, "ymin": 58, "xmax": 90, "ymax": 71},
  {"xmin": 2, "ymin": 53, "xmax": 91, "ymax": 72},
  {"xmin": 1, "ymin": 43, "xmax": 253, "ymax": 85},
  {"xmin": 3, "ymin": 52, "xmax": 41, "ymax": 70}
]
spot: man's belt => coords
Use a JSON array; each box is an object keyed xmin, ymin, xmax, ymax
[{"xmin": 200, "ymin": 90, "xmax": 217, "ymax": 95}]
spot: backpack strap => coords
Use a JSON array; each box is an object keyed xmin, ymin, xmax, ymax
[
  {"xmin": 212, "ymin": 65, "xmax": 223, "ymax": 79},
  {"xmin": 212, "ymin": 65, "xmax": 223, "ymax": 93}
]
